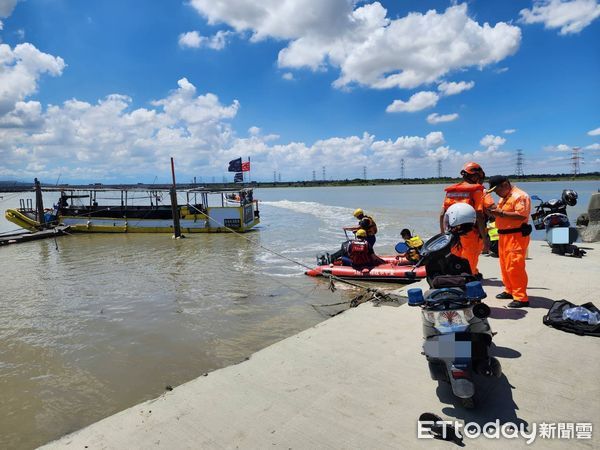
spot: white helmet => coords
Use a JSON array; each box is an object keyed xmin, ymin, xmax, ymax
[{"xmin": 445, "ymin": 203, "xmax": 476, "ymax": 230}]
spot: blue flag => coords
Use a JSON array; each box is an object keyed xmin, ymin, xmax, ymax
[
  {"xmin": 234, "ymin": 172, "xmax": 243, "ymax": 183},
  {"xmin": 228, "ymin": 157, "xmax": 242, "ymax": 172}
]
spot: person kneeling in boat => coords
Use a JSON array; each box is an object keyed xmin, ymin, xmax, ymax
[
  {"xmin": 400, "ymin": 228, "xmax": 424, "ymax": 263},
  {"xmin": 341, "ymin": 229, "xmax": 384, "ymax": 269}
]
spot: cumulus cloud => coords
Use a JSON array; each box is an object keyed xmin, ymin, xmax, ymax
[
  {"xmin": 0, "ymin": 43, "xmax": 66, "ymax": 116},
  {"xmin": 480, "ymin": 134, "xmax": 506, "ymax": 151},
  {"xmin": 188, "ymin": 2, "xmax": 521, "ymax": 90},
  {"xmin": 437, "ymin": 81, "xmax": 475, "ymax": 96},
  {"xmin": 386, "ymin": 91, "xmax": 439, "ymax": 113},
  {"xmin": 427, "ymin": 113, "xmax": 459, "ymax": 124},
  {"xmin": 585, "ymin": 143, "xmax": 600, "ymax": 150},
  {"xmin": 504, "ymin": 128, "xmax": 517, "ymax": 134},
  {"xmin": 178, "ymin": 30, "xmax": 233, "ymax": 50},
  {"xmin": 282, "ymin": 72, "xmax": 294, "ymax": 80},
  {"xmin": 520, "ymin": 0, "xmax": 600, "ymax": 35},
  {"xmin": 544, "ymin": 143, "xmax": 572, "ymax": 152},
  {"xmin": 0, "ymin": 0, "xmax": 19, "ymax": 17},
  {"xmin": 588, "ymin": 127, "xmax": 600, "ymax": 136}
]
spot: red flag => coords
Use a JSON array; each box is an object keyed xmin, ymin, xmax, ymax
[{"xmin": 241, "ymin": 161, "xmax": 250, "ymax": 172}]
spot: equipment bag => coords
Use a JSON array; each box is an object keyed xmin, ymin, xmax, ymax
[{"xmin": 543, "ymin": 300, "xmax": 600, "ymax": 337}]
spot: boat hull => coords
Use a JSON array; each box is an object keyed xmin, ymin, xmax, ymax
[{"xmin": 305, "ymin": 262, "xmax": 426, "ymax": 283}]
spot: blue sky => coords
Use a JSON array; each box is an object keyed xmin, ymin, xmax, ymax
[{"xmin": 0, "ymin": 0, "xmax": 599, "ymax": 183}]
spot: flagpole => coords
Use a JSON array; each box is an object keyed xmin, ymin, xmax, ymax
[{"xmin": 248, "ymin": 157, "xmax": 251, "ymax": 183}]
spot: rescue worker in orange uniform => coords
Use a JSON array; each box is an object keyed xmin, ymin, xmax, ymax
[
  {"xmin": 439, "ymin": 162, "xmax": 489, "ymax": 278},
  {"xmin": 487, "ymin": 175, "xmax": 532, "ymax": 308}
]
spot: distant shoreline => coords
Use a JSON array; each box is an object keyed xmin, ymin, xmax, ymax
[{"xmin": 1, "ymin": 172, "xmax": 598, "ymax": 192}]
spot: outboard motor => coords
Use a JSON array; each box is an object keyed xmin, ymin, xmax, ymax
[
  {"xmin": 531, "ymin": 189, "xmax": 585, "ymax": 257},
  {"xmin": 409, "ymin": 232, "xmax": 501, "ymax": 408}
]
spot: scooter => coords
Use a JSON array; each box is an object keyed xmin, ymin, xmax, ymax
[
  {"xmin": 531, "ymin": 189, "xmax": 585, "ymax": 257},
  {"xmin": 408, "ymin": 232, "xmax": 501, "ymax": 408}
]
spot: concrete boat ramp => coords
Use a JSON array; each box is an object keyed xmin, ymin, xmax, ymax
[{"xmin": 43, "ymin": 242, "xmax": 600, "ymax": 449}]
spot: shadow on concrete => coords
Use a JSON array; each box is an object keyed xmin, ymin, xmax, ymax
[
  {"xmin": 490, "ymin": 344, "xmax": 521, "ymax": 359},
  {"xmin": 437, "ymin": 373, "xmax": 528, "ymax": 430},
  {"xmin": 528, "ymin": 296, "xmax": 555, "ymax": 309},
  {"xmin": 481, "ymin": 278, "xmax": 504, "ymax": 287},
  {"xmin": 489, "ymin": 306, "xmax": 527, "ymax": 320}
]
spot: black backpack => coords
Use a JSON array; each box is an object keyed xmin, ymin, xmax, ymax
[{"xmin": 543, "ymin": 300, "xmax": 600, "ymax": 337}]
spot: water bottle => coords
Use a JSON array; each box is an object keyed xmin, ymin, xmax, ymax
[{"xmin": 562, "ymin": 306, "xmax": 600, "ymax": 325}]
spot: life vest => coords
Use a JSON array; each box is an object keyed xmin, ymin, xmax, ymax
[
  {"xmin": 487, "ymin": 222, "xmax": 499, "ymax": 241},
  {"xmin": 349, "ymin": 240, "xmax": 372, "ymax": 266},
  {"xmin": 405, "ymin": 235, "xmax": 424, "ymax": 263},
  {"xmin": 443, "ymin": 182, "xmax": 484, "ymax": 210},
  {"xmin": 360, "ymin": 215, "xmax": 378, "ymax": 236}
]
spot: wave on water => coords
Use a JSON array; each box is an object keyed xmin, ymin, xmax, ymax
[{"xmin": 260, "ymin": 200, "xmax": 354, "ymax": 229}]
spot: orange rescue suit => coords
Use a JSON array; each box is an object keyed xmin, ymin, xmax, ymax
[
  {"xmin": 496, "ymin": 186, "xmax": 531, "ymax": 302},
  {"xmin": 444, "ymin": 182, "xmax": 485, "ymax": 275}
]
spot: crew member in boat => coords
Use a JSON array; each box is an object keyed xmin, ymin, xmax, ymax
[
  {"xmin": 346, "ymin": 208, "xmax": 378, "ymax": 247},
  {"xmin": 400, "ymin": 228, "xmax": 424, "ymax": 263},
  {"xmin": 341, "ymin": 229, "xmax": 383, "ymax": 269},
  {"xmin": 439, "ymin": 162, "xmax": 488, "ymax": 279}
]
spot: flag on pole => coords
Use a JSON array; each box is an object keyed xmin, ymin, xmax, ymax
[
  {"xmin": 228, "ymin": 157, "xmax": 242, "ymax": 172},
  {"xmin": 241, "ymin": 161, "xmax": 250, "ymax": 172},
  {"xmin": 234, "ymin": 172, "xmax": 243, "ymax": 183}
]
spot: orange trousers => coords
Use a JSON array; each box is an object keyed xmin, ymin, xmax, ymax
[
  {"xmin": 451, "ymin": 230, "xmax": 483, "ymax": 275},
  {"xmin": 499, "ymin": 233, "xmax": 530, "ymax": 302}
]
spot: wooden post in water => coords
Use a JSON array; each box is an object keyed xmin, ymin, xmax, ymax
[
  {"xmin": 34, "ymin": 178, "xmax": 46, "ymax": 228},
  {"xmin": 170, "ymin": 157, "xmax": 183, "ymax": 238}
]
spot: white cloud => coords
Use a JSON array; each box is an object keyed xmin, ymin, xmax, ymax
[
  {"xmin": 427, "ymin": 113, "xmax": 459, "ymax": 124},
  {"xmin": 520, "ymin": 0, "xmax": 600, "ymax": 35},
  {"xmin": 0, "ymin": 43, "xmax": 66, "ymax": 116},
  {"xmin": 437, "ymin": 81, "xmax": 474, "ymax": 96},
  {"xmin": 504, "ymin": 128, "xmax": 517, "ymax": 134},
  {"xmin": 480, "ymin": 134, "xmax": 506, "ymax": 151},
  {"xmin": 386, "ymin": 91, "xmax": 439, "ymax": 113},
  {"xmin": 178, "ymin": 30, "xmax": 233, "ymax": 50},
  {"xmin": 188, "ymin": 2, "xmax": 521, "ymax": 90},
  {"xmin": 0, "ymin": 0, "xmax": 19, "ymax": 17},
  {"xmin": 588, "ymin": 127, "xmax": 600, "ymax": 136},
  {"xmin": 282, "ymin": 72, "xmax": 294, "ymax": 80},
  {"xmin": 544, "ymin": 143, "xmax": 572, "ymax": 152},
  {"xmin": 585, "ymin": 143, "xmax": 600, "ymax": 150}
]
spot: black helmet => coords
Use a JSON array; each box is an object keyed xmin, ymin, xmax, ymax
[{"xmin": 561, "ymin": 189, "xmax": 578, "ymax": 206}]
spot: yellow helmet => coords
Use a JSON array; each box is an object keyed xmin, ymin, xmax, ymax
[
  {"xmin": 353, "ymin": 208, "xmax": 364, "ymax": 218},
  {"xmin": 356, "ymin": 229, "xmax": 367, "ymax": 238}
]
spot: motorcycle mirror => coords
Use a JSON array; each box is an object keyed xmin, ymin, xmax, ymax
[
  {"xmin": 531, "ymin": 195, "xmax": 542, "ymax": 201},
  {"xmin": 473, "ymin": 302, "xmax": 491, "ymax": 319}
]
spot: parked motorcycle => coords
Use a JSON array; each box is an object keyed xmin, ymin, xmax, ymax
[
  {"xmin": 531, "ymin": 189, "xmax": 585, "ymax": 257},
  {"xmin": 408, "ymin": 232, "xmax": 501, "ymax": 408}
]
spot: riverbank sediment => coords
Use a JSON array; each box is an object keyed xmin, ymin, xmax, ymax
[{"xmin": 42, "ymin": 240, "xmax": 600, "ymax": 449}]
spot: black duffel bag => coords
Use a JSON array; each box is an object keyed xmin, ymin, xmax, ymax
[{"xmin": 543, "ymin": 300, "xmax": 600, "ymax": 337}]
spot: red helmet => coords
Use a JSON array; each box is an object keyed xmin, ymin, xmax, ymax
[{"xmin": 462, "ymin": 162, "xmax": 483, "ymax": 174}]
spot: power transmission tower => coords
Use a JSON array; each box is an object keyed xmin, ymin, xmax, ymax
[
  {"xmin": 273, "ymin": 170, "xmax": 277, "ymax": 183},
  {"xmin": 278, "ymin": 172, "xmax": 282, "ymax": 182},
  {"xmin": 516, "ymin": 149, "xmax": 524, "ymax": 177},
  {"xmin": 312, "ymin": 170, "xmax": 316, "ymax": 181},
  {"xmin": 211, "ymin": 176, "xmax": 215, "ymax": 183},
  {"xmin": 363, "ymin": 166, "xmax": 367, "ymax": 180},
  {"xmin": 322, "ymin": 166, "xmax": 326, "ymax": 181},
  {"xmin": 571, "ymin": 147, "xmax": 582, "ymax": 176},
  {"xmin": 400, "ymin": 158, "xmax": 405, "ymax": 179},
  {"xmin": 437, "ymin": 160, "xmax": 442, "ymax": 178}
]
